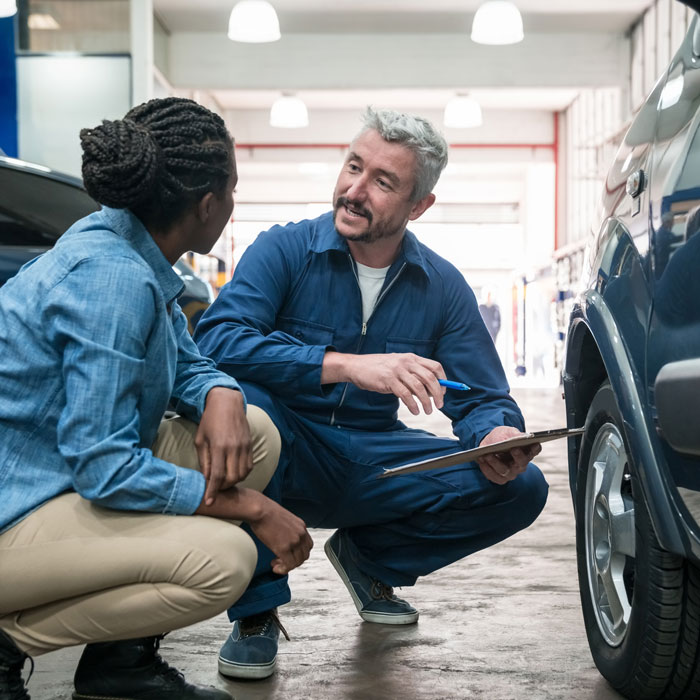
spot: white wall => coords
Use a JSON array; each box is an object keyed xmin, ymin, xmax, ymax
[{"xmin": 17, "ymin": 55, "xmax": 131, "ymax": 176}]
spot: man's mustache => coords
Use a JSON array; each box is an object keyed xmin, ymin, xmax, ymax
[{"xmin": 335, "ymin": 197, "xmax": 372, "ymax": 224}]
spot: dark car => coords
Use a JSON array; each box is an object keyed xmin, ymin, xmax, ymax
[
  {"xmin": 563, "ymin": 7, "xmax": 700, "ymax": 699},
  {"xmin": 0, "ymin": 156, "xmax": 213, "ymax": 332}
]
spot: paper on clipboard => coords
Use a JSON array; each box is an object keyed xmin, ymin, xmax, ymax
[{"xmin": 378, "ymin": 427, "xmax": 585, "ymax": 479}]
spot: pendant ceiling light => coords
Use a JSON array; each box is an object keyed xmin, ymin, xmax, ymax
[
  {"xmin": 471, "ymin": 1, "xmax": 524, "ymax": 45},
  {"xmin": 270, "ymin": 94, "xmax": 309, "ymax": 129},
  {"xmin": 228, "ymin": 0, "xmax": 280, "ymax": 43},
  {"xmin": 0, "ymin": 0, "xmax": 17, "ymax": 18},
  {"xmin": 444, "ymin": 95, "xmax": 483, "ymax": 129},
  {"xmin": 28, "ymin": 13, "xmax": 61, "ymax": 29}
]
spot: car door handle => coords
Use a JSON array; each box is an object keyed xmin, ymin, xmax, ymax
[{"xmin": 626, "ymin": 169, "xmax": 646, "ymax": 198}]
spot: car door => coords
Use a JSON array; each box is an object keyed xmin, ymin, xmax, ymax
[
  {"xmin": 646, "ymin": 12, "xmax": 700, "ymax": 531},
  {"xmin": 0, "ymin": 162, "xmax": 99, "ymax": 285}
]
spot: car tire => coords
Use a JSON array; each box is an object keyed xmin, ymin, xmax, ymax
[{"xmin": 576, "ymin": 381, "xmax": 700, "ymax": 700}]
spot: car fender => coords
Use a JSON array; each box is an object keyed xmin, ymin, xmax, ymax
[{"xmin": 564, "ymin": 290, "xmax": 686, "ymax": 556}]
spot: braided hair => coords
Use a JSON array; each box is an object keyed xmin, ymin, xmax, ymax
[{"xmin": 80, "ymin": 97, "xmax": 234, "ymax": 231}]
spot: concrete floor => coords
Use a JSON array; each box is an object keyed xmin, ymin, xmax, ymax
[{"xmin": 27, "ymin": 387, "xmax": 624, "ymax": 700}]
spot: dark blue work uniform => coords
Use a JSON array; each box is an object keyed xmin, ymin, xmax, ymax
[{"xmin": 194, "ymin": 212, "xmax": 548, "ymax": 618}]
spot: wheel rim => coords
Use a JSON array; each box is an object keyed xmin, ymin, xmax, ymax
[{"xmin": 585, "ymin": 422, "xmax": 636, "ymax": 647}]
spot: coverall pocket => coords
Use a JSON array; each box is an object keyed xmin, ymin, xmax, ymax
[
  {"xmin": 367, "ymin": 336, "xmax": 438, "ymax": 405},
  {"xmin": 277, "ymin": 316, "xmax": 335, "ymax": 346},
  {"xmin": 385, "ymin": 336, "xmax": 437, "ymax": 357}
]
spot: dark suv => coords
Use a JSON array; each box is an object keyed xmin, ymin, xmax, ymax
[
  {"xmin": 563, "ymin": 7, "xmax": 700, "ymax": 699},
  {"xmin": 0, "ymin": 156, "xmax": 212, "ymax": 332}
]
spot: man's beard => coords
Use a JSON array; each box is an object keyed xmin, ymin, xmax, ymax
[{"xmin": 333, "ymin": 196, "xmax": 400, "ymax": 243}]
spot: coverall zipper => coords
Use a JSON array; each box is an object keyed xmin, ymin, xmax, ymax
[{"xmin": 329, "ymin": 257, "xmax": 407, "ymax": 425}]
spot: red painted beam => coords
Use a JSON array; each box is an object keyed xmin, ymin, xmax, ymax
[
  {"xmin": 553, "ymin": 111, "xmax": 560, "ymax": 251},
  {"xmin": 235, "ymin": 142, "xmax": 555, "ymax": 150}
]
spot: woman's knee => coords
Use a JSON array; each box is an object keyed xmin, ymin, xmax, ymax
[
  {"xmin": 179, "ymin": 521, "xmax": 258, "ymax": 611},
  {"xmin": 243, "ymin": 405, "xmax": 281, "ymax": 492}
]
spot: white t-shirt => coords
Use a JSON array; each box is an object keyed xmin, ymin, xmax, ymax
[{"xmin": 355, "ymin": 261, "xmax": 390, "ymax": 323}]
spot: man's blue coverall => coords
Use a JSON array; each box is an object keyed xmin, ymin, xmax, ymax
[{"xmin": 194, "ymin": 212, "xmax": 549, "ymax": 619}]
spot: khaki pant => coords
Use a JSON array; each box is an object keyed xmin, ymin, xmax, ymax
[{"xmin": 0, "ymin": 405, "xmax": 280, "ymax": 656}]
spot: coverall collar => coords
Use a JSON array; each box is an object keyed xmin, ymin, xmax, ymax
[{"xmin": 311, "ymin": 211, "xmax": 429, "ymax": 279}]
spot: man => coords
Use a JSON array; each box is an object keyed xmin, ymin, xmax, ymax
[
  {"xmin": 478, "ymin": 290, "xmax": 501, "ymax": 343},
  {"xmin": 194, "ymin": 107, "xmax": 548, "ymax": 680}
]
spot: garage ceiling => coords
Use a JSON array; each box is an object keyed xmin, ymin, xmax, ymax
[
  {"xmin": 154, "ymin": 0, "xmax": 654, "ymax": 34},
  {"xmin": 150, "ymin": 0, "xmax": 658, "ymax": 116}
]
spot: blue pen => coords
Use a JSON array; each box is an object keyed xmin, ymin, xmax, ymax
[{"xmin": 439, "ymin": 379, "xmax": 471, "ymax": 391}]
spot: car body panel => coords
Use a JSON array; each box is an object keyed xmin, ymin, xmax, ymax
[{"xmin": 565, "ymin": 15, "xmax": 700, "ymax": 562}]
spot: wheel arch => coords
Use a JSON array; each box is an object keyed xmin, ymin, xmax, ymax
[{"xmin": 563, "ymin": 291, "xmax": 686, "ymax": 555}]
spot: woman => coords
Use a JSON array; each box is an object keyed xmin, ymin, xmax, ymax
[{"xmin": 0, "ymin": 97, "xmax": 312, "ymax": 700}]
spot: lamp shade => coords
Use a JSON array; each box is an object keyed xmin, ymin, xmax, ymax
[
  {"xmin": 270, "ymin": 95, "xmax": 309, "ymax": 128},
  {"xmin": 228, "ymin": 1, "xmax": 280, "ymax": 43},
  {"xmin": 471, "ymin": 1, "xmax": 523, "ymax": 45},
  {"xmin": 444, "ymin": 95, "xmax": 483, "ymax": 129},
  {"xmin": 0, "ymin": 0, "xmax": 17, "ymax": 18}
]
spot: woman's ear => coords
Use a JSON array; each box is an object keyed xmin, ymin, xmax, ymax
[{"xmin": 197, "ymin": 192, "xmax": 215, "ymax": 223}]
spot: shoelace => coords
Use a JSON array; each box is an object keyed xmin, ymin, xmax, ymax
[
  {"xmin": 369, "ymin": 580, "xmax": 398, "ymax": 601},
  {"xmin": 240, "ymin": 610, "xmax": 290, "ymax": 641},
  {"xmin": 1, "ymin": 653, "xmax": 33, "ymax": 700},
  {"xmin": 148, "ymin": 635, "xmax": 184, "ymax": 684}
]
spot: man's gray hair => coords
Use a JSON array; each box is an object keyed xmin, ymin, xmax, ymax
[{"xmin": 358, "ymin": 106, "xmax": 448, "ymax": 202}]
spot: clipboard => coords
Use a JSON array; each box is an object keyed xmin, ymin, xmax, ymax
[{"xmin": 378, "ymin": 427, "xmax": 585, "ymax": 478}]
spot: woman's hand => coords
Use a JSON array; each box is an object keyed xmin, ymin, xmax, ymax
[
  {"xmin": 196, "ymin": 387, "xmax": 252, "ymax": 505},
  {"xmin": 196, "ymin": 488, "xmax": 313, "ymax": 574},
  {"xmin": 248, "ymin": 497, "xmax": 314, "ymax": 575}
]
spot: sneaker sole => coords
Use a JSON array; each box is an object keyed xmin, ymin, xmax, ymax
[
  {"xmin": 218, "ymin": 656, "xmax": 276, "ymax": 680},
  {"xmin": 324, "ymin": 536, "xmax": 419, "ymax": 625}
]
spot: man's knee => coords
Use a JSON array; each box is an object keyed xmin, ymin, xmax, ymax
[{"xmin": 513, "ymin": 464, "xmax": 549, "ymax": 529}]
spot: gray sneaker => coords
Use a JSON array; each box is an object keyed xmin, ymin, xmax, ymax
[{"xmin": 324, "ymin": 530, "xmax": 419, "ymax": 625}]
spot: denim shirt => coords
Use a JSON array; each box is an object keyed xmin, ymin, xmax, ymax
[
  {"xmin": 195, "ymin": 212, "xmax": 524, "ymax": 447},
  {"xmin": 0, "ymin": 207, "xmax": 240, "ymax": 534}
]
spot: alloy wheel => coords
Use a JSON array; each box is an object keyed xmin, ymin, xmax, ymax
[{"xmin": 584, "ymin": 422, "xmax": 636, "ymax": 647}]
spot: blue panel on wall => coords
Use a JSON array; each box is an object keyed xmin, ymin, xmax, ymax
[{"xmin": 0, "ymin": 16, "xmax": 17, "ymax": 158}]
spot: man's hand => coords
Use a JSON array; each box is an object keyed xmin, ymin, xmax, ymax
[
  {"xmin": 196, "ymin": 387, "xmax": 252, "ymax": 505},
  {"xmin": 322, "ymin": 351, "xmax": 447, "ymax": 415},
  {"xmin": 476, "ymin": 426, "xmax": 541, "ymax": 485}
]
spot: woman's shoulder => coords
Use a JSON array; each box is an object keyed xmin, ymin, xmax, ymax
[{"xmin": 55, "ymin": 213, "xmax": 151, "ymax": 273}]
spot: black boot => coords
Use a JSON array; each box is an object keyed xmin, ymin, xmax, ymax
[
  {"xmin": 72, "ymin": 636, "xmax": 232, "ymax": 700},
  {"xmin": 0, "ymin": 630, "xmax": 31, "ymax": 700}
]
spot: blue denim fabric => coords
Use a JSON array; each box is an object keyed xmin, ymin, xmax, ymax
[
  {"xmin": 195, "ymin": 211, "xmax": 524, "ymax": 447},
  {"xmin": 0, "ymin": 207, "xmax": 241, "ymax": 533}
]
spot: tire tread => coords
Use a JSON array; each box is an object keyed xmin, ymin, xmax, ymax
[{"xmin": 576, "ymin": 381, "xmax": 700, "ymax": 700}]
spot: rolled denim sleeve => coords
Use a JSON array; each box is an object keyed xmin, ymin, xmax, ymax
[
  {"xmin": 170, "ymin": 300, "xmax": 244, "ymax": 421},
  {"xmin": 47, "ymin": 256, "xmax": 205, "ymax": 515}
]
